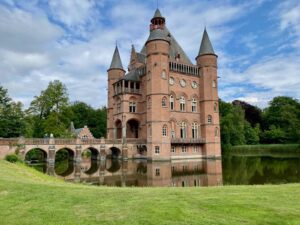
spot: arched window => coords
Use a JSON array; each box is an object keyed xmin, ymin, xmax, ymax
[
  {"xmin": 192, "ymin": 122, "xmax": 198, "ymax": 139},
  {"xmin": 212, "ymin": 80, "xmax": 217, "ymax": 88},
  {"xmin": 170, "ymin": 95, "xmax": 174, "ymax": 110},
  {"xmin": 162, "ymin": 97, "xmax": 167, "ymax": 107},
  {"xmin": 192, "ymin": 98, "xmax": 197, "ymax": 112},
  {"xmin": 162, "ymin": 125, "xmax": 167, "ymax": 136},
  {"xmin": 180, "ymin": 122, "xmax": 187, "ymax": 138},
  {"xmin": 214, "ymin": 102, "xmax": 218, "ymax": 112},
  {"xmin": 180, "ymin": 96, "xmax": 186, "ymax": 112},
  {"xmin": 215, "ymin": 127, "xmax": 219, "ymax": 137},
  {"xmin": 208, "ymin": 115, "xmax": 212, "ymax": 124}
]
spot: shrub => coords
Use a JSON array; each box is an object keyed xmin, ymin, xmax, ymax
[{"xmin": 5, "ymin": 154, "xmax": 19, "ymax": 163}]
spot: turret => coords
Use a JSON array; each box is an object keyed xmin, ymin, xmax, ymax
[
  {"xmin": 145, "ymin": 9, "xmax": 171, "ymax": 160},
  {"xmin": 196, "ymin": 28, "xmax": 221, "ymax": 158},
  {"xmin": 107, "ymin": 45, "xmax": 125, "ymax": 139}
]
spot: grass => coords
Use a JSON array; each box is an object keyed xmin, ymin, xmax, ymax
[{"xmin": 1, "ymin": 160, "xmax": 300, "ymax": 225}]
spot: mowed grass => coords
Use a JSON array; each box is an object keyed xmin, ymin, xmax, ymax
[{"xmin": 0, "ymin": 160, "xmax": 300, "ymax": 225}]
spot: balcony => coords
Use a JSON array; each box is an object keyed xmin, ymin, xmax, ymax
[{"xmin": 171, "ymin": 138, "xmax": 205, "ymax": 145}]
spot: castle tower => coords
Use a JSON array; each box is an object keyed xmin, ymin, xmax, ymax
[
  {"xmin": 196, "ymin": 28, "xmax": 221, "ymax": 157},
  {"xmin": 145, "ymin": 9, "xmax": 171, "ymax": 160},
  {"xmin": 107, "ymin": 46, "xmax": 125, "ymax": 139}
]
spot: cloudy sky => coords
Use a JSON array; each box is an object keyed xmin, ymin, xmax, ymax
[{"xmin": 0, "ymin": 0, "xmax": 299, "ymax": 109}]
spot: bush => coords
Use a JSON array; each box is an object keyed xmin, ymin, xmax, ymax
[{"xmin": 5, "ymin": 154, "xmax": 19, "ymax": 163}]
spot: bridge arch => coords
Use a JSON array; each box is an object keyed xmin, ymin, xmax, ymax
[
  {"xmin": 107, "ymin": 147, "xmax": 121, "ymax": 159},
  {"xmin": 106, "ymin": 159, "xmax": 121, "ymax": 173},
  {"xmin": 81, "ymin": 147, "xmax": 100, "ymax": 175},
  {"xmin": 54, "ymin": 148, "xmax": 75, "ymax": 177},
  {"xmin": 25, "ymin": 148, "xmax": 47, "ymax": 163}
]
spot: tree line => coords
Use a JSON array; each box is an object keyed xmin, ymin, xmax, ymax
[{"xmin": 1, "ymin": 80, "xmax": 299, "ymax": 148}]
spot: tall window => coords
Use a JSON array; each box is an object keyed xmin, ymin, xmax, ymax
[
  {"xmin": 129, "ymin": 101, "xmax": 136, "ymax": 113},
  {"xmin": 162, "ymin": 125, "xmax": 167, "ymax": 136},
  {"xmin": 208, "ymin": 115, "xmax": 212, "ymax": 124},
  {"xmin": 192, "ymin": 98, "xmax": 197, "ymax": 112},
  {"xmin": 181, "ymin": 146, "xmax": 187, "ymax": 153},
  {"xmin": 171, "ymin": 129, "xmax": 175, "ymax": 138},
  {"xmin": 180, "ymin": 122, "xmax": 187, "ymax": 138},
  {"xmin": 162, "ymin": 97, "xmax": 167, "ymax": 107},
  {"xmin": 170, "ymin": 95, "xmax": 174, "ymax": 110},
  {"xmin": 180, "ymin": 96, "xmax": 186, "ymax": 112},
  {"xmin": 214, "ymin": 102, "xmax": 218, "ymax": 112},
  {"xmin": 215, "ymin": 127, "xmax": 219, "ymax": 137},
  {"xmin": 192, "ymin": 122, "xmax": 198, "ymax": 139},
  {"xmin": 155, "ymin": 146, "xmax": 160, "ymax": 155},
  {"xmin": 212, "ymin": 80, "xmax": 217, "ymax": 88},
  {"xmin": 171, "ymin": 146, "xmax": 176, "ymax": 153}
]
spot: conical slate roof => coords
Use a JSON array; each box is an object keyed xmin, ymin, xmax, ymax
[
  {"xmin": 153, "ymin": 8, "xmax": 163, "ymax": 18},
  {"xmin": 198, "ymin": 28, "xmax": 215, "ymax": 56},
  {"xmin": 109, "ymin": 46, "xmax": 124, "ymax": 70}
]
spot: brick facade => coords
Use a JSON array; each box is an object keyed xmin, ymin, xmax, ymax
[{"xmin": 107, "ymin": 9, "xmax": 221, "ymax": 160}]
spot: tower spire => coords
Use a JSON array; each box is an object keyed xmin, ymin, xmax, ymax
[
  {"xmin": 197, "ymin": 28, "xmax": 215, "ymax": 56},
  {"xmin": 109, "ymin": 45, "xmax": 124, "ymax": 70}
]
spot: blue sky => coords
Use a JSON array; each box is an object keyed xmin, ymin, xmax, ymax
[{"xmin": 0, "ymin": 0, "xmax": 299, "ymax": 108}]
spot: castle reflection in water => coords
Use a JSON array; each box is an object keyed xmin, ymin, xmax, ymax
[{"xmin": 41, "ymin": 159, "xmax": 223, "ymax": 187}]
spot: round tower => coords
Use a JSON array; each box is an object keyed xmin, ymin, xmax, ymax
[
  {"xmin": 107, "ymin": 46, "xmax": 125, "ymax": 139},
  {"xmin": 196, "ymin": 28, "xmax": 221, "ymax": 158},
  {"xmin": 145, "ymin": 9, "xmax": 171, "ymax": 160}
]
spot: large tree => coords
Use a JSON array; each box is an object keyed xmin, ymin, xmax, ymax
[
  {"xmin": 0, "ymin": 86, "xmax": 25, "ymax": 137},
  {"xmin": 27, "ymin": 80, "xmax": 71, "ymax": 137}
]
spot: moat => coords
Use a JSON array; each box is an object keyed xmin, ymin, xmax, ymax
[{"xmin": 28, "ymin": 154, "xmax": 300, "ymax": 187}]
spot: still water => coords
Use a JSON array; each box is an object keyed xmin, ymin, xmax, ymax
[{"xmin": 29, "ymin": 154, "xmax": 300, "ymax": 187}]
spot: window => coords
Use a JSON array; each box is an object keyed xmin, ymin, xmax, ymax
[
  {"xmin": 170, "ymin": 95, "xmax": 174, "ymax": 110},
  {"xmin": 129, "ymin": 101, "xmax": 136, "ymax": 113},
  {"xmin": 212, "ymin": 80, "xmax": 217, "ymax": 88},
  {"xmin": 182, "ymin": 146, "xmax": 187, "ymax": 153},
  {"xmin": 171, "ymin": 146, "xmax": 176, "ymax": 153},
  {"xmin": 192, "ymin": 122, "xmax": 198, "ymax": 139},
  {"xmin": 180, "ymin": 122, "xmax": 187, "ymax": 138},
  {"xmin": 180, "ymin": 96, "xmax": 185, "ymax": 111},
  {"xmin": 208, "ymin": 115, "xmax": 212, "ymax": 124},
  {"xmin": 171, "ymin": 129, "xmax": 175, "ymax": 138},
  {"xmin": 192, "ymin": 98, "xmax": 197, "ymax": 112},
  {"xmin": 162, "ymin": 97, "xmax": 167, "ymax": 107},
  {"xmin": 161, "ymin": 70, "xmax": 166, "ymax": 79},
  {"xmin": 117, "ymin": 102, "xmax": 121, "ymax": 113},
  {"xmin": 193, "ymin": 146, "xmax": 200, "ymax": 152},
  {"xmin": 155, "ymin": 168, "xmax": 160, "ymax": 176},
  {"xmin": 215, "ymin": 127, "xmax": 219, "ymax": 137},
  {"xmin": 155, "ymin": 146, "xmax": 160, "ymax": 154},
  {"xmin": 162, "ymin": 125, "xmax": 167, "ymax": 136},
  {"xmin": 214, "ymin": 102, "xmax": 218, "ymax": 112}
]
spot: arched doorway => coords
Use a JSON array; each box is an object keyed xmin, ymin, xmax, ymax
[
  {"xmin": 107, "ymin": 147, "xmax": 121, "ymax": 159},
  {"xmin": 126, "ymin": 119, "xmax": 139, "ymax": 138},
  {"xmin": 55, "ymin": 148, "xmax": 75, "ymax": 176},
  {"xmin": 81, "ymin": 147, "xmax": 99, "ymax": 175},
  {"xmin": 115, "ymin": 120, "xmax": 122, "ymax": 139}
]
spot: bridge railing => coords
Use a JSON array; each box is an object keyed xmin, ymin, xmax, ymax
[
  {"xmin": 0, "ymin": 138, "xmax": 19, "ymax": 145},
  {"xmin": 24, "ymin": 139, "xmax": 50, "ymax": 145}
]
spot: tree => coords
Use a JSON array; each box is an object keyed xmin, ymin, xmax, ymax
[
  {"xmin": 262, "ymin": 96, "xmax": 300, "ymax": 143},
  {"xmin": 232, "ymin": 100, "xmax": 262, "ymax": 127},
  {"xmin": 27, "ymin": 80, "xmax": 71, "ymax": 137},
  {"xmin": 0, "ymin": 86, "xmax": 25, "ymax": 137}
]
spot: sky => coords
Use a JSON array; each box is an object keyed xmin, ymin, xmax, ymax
[{"xmin": 0, "ymin": 0, "xmax": 299, "ymax": 109}]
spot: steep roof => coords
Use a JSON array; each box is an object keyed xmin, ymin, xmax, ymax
[
  {"xmin": 141, "ymin": 26, "xmax": 193, "ymax": 65},
  {"xmin": 109, "ymin": 46, "xmax": 124, "ymax": 70},
  {"xmin": 198, "ymin": 28, "xmax": 215, "ymax": 56},
  {"xmin": 153, "ymin": 8, "xmax": 163, "ymax": 18}
]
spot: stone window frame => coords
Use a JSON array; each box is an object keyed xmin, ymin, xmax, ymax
[
  {"xmin": 162, "ymin": 124, "xmax": 167, "ymax": 136},
  {"xmin": 191, "ymin": 97, "xmax": 197, "ymax": 112},
  {"xmin": 180, "ymin": 122, "xmax": 187, "ymax": 138},
  {"xmin": 208, "ymin": 115, "xmax": 213, "ymax": 124},
  {"xmin": 162, "ymin": 96, "xmax": 167, "ymax": 107},
  {"xmin": 191, "ymin": 122, "xmax": 198, "ymax": 139},
  {"xmin": 155, "ymin": 146, "xmax": 160, "ymax": 155},
  {"xmin": 170, "ymin": 95, "xmax": 175, "ymax": 110},
  {"xmin": 179, "ymin": 96, "xmax": 186, "ymax": 112}
]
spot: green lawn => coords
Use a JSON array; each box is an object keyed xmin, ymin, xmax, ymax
[{"xmin": 0, "ymin": 160, "xmax": 300, "ymax": 225}]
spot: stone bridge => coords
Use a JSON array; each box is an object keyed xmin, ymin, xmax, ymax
[{"xmin": 0, "ymin": 137, "xmax": 147, "ymax": 163}]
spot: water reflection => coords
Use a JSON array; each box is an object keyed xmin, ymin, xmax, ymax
[{"xmin": 28, "ymin": 154, "xmax": 300, "ymax": 187}]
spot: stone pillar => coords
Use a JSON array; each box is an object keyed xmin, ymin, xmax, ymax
[
  {"xmin": 75, "ymin": 145, "xmax": 82, "ymax": 163},
  {"xmin": 49, "ymin": 134, "xmax": 55, "ymax": 145},
  {"xmin": 121, "ymin": 160, "xmax": 128, "ymax": 187},
  {"xmin": 47, "ymin": 145, "xmax": 55, "ymax": 165},
  {"xmin": 99, "ymin": 160, "xmax": 106, "ymax": 185},
  {"xmin": 74, "ymin": 161, "xmax": 81, "ymax": 183},
  {"xmin": 46, "ymin": 164, "xmax": 55, "ymax": 176},
  {"xmin": 100, "ymin": 145, "xmax": 106, "ymax": 161},
  {"xmin": 122, "ymin": 145, "xmax": 128, "ymax": 160}
]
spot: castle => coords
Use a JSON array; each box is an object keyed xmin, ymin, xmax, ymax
[{"xmin": 106, "ymin": 9, "xmax": 221, "ymax": 160}]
